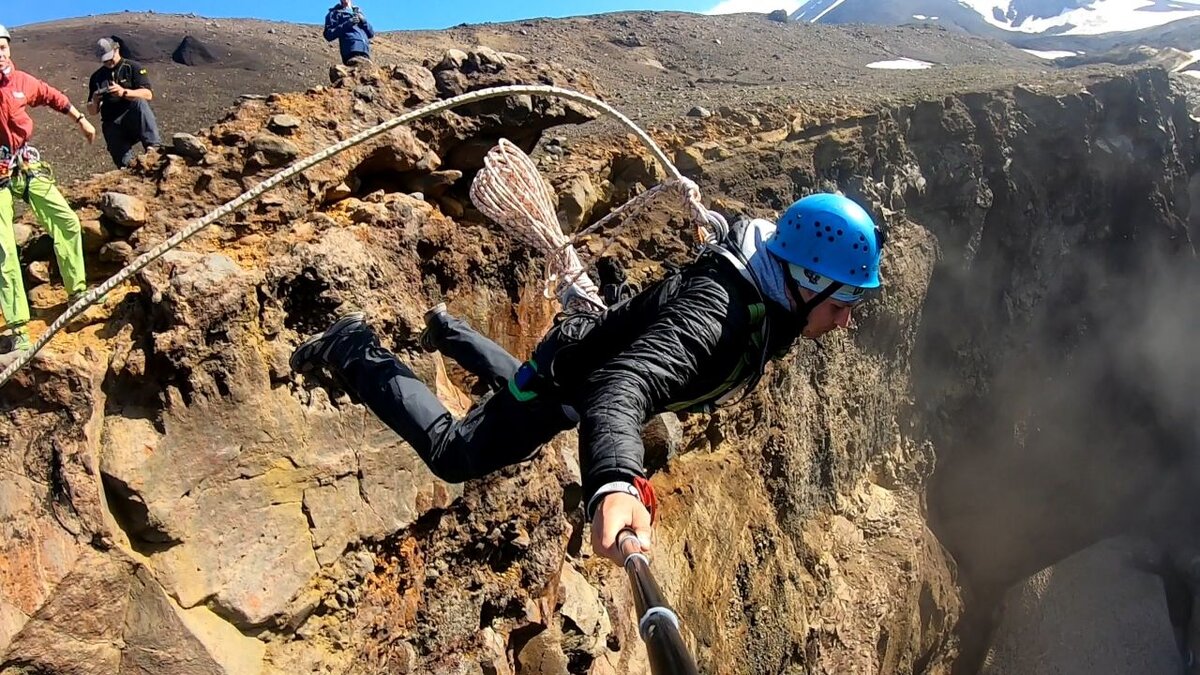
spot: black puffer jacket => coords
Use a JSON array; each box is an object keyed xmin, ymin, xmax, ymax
[{"xmin": 548, "ymin": 249, "xmax": 805, "ymax": 504}]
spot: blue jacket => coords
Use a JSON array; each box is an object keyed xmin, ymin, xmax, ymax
[{"xmin": 324, "ymin": 4, "xmax": 375, "ymax": 63}]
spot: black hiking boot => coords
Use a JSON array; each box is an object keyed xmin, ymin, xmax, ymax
[
  {"xmin": 290, "ymin": 312, "xmax": 370, "ymax": 375},
  {"xmin": 418, "ymin": 302, "xmax": 448, "ymax": 353}
]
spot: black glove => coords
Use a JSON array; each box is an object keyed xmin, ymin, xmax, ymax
[{"xmin": 597, "ymin": 256, "xmax": 638, "ymax": 306}]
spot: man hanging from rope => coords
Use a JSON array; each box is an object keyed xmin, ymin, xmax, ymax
[
  {"xmin": 291, "ymin": 193, "xmax": 884, "ymax": 565},
  {"xmin": 0, "ymin": 25, "xmax": 96, "ymax": 354}
]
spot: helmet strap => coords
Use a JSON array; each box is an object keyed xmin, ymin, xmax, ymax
[{"xmin": 785, "ymin": 271, "xmax": 843, "ymax": 330}]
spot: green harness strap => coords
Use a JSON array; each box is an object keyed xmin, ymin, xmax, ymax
[
  {"xmin": 665, "ymin": 300, "xmax": 767, "ymax": 414},
  {"xmin": 507, "ymin": 300, "xmax": 768, "ymax": 413}
]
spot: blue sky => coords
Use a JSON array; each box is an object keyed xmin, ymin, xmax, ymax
[{"xmin": 7, "ymin": 0, "xmax": 805, "ymax": 29}]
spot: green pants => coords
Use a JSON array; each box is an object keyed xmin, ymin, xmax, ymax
[{"xmin": 0, "ymin": 164, "xmax": 86, "ymax": 329}]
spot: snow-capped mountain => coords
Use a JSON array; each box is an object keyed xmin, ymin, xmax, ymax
[{"xmin": 792, "ymin": 0, "xmax": 1200, "ymax": 37}]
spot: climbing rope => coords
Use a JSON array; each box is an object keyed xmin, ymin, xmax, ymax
[
  {"xmin": 470, "ymin": 140, "xmax": 718, "ymax": 312},
  {"xmin": 470, "ymin": 138, "xmax": 607, "ymax": 311},
  {"xmin": 0, "ymin": 84, "xmax": 723, "ymax": 388}
]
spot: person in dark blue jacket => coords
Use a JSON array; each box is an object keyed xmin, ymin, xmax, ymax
[{"xmin": 323, "ymin": 0, "xmax": 375, "ymax": 65}]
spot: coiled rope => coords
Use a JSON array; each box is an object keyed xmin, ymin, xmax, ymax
[{"xmin": 0, "ymin": 84, "xmax": 723, "ymax": 387}]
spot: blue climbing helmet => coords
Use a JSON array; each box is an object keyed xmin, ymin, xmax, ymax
[{"xmin": 765, "ymin": 193, "xmax": 883, "ymax": 304}]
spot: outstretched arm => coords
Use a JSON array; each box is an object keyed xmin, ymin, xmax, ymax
[
  {"xmin": 31, "ymin": 77, "xmax": 95, "ymax": 143},
  {"xmin": 580, "ymin": 275, "xmax": 733, "ymax": 563}
]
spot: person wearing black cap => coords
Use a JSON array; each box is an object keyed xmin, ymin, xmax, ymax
[{"xmin": 86, "ymin": 37, "xmax": 161, "ymax": 168}]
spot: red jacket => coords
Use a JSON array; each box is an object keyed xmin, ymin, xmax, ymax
[{"xmin": 0, "ymin": 64, "xmax": 72, "ymax": 151}]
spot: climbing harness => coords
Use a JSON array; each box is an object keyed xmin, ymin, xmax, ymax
[
  {"xmin": 618, "ymin": 528, "xmax": 700, "ymax": 675},
  {"xmin": 0, "ymin": 84, "xmax": 725, "ymax": 387},
  {"xmin": 0, "ymin": 145, "xmax": 53, "ymax": 198}
]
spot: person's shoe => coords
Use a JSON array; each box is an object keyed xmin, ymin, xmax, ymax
[
  {"xmin": 418, "ymin": 302, "xmax": 448, "ymax": 353},
  {"xmin": 290, "ymin": 312, "xmax": 369, "ymax": 375},
  {"xmin": 1, "ymin": 326, "xmax": 31, "ymax": 354}
]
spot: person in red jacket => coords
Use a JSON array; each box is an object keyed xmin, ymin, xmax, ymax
[{"xmin": 0, "ymin": 24, "xmax": 97, "ymax": 354}]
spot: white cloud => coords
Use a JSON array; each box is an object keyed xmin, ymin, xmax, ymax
[{"xmin": 706, "ymin": 0, "xmax": 806, "ymax": 15}]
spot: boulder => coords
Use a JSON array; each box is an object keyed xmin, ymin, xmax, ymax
[
  {"xmin": 99, "ymin": 192, "xmax": 148, "ymax": 229},
  {"xmin": 267, "ymin": 114, "xmax": 302, "ymax": 135},
  {"xmin": 248, "ymin": 135, "xmax": 301, "ymax": 166},
  {"xmin": 171, "ymin": 133, "xmax": 209, "ymax": 161}
]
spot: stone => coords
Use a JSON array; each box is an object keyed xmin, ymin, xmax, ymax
[
  {"xmin": 674, "ymin": 141, "xmax": 730, "ymax": 174},
  {"xmin": 328, "ymin": 64, "xmax": 351, "ymax": 85},
  {"xmin": 356, "ymin": 430, "xmax": 463, "ymax": 534},
  {"xmin": 498, "ymin": 51, "xmax": 530, "ymax": 65},
  {"xmin": 982, "ymin": 537, "xmax": 1181, "ymax": 675},
  {"xmin": 26, "ymin": 283, "xmax": 62, "ymax": 310},
  {"xmin": 557, "ymin": 174, "xmax": 600, "ymax": 233},
  {"xmin": 121, "ymin": 566, "xmax": 234, "ymax": 675},
  {"xmin": 687, "ymin": 106, "xmax": 712, "ymax": 118},
  {"xmin": 559, "ymin": 564, "xmax": 611, "ymax": 652},
  {"xmin": 345, "ymin": 550, "xmax": 376, "ymax": 580},
  {"xmin": 517, "ymin": 624, "xmax": 569, "ymax": 675},
  {"xmin": 99, "ymin": 240, "xmax": 135, "ymax": 264},
  {"xmin": 767, "ymin": 9, "xmax": 790, "ymax": 22},
  {"xmin": 171, "ymin": 133, "xmax": 209, "ymax": 161},
  {"xmin": 25, "ymin": 260, "xmax": 51, "ymax": 285},
  {"xmin": 100, "ymin": 191, "xmax": 148, "ymax": 229},
  {"xmin": 267, "ymin": 114, "xmax": 302, "ymax": 135},
  {"xmin": 1, "ymin": 550, "xmax": 133, "ymax": 673},
  {"xmin": 150, "ymin": 475, "xmax": 321, "ymax": 627},
  {"xmin": 353, "ymin": 85, "xmax": 377, "ymax": 102},
  {"xmin": 435, "ymin": 48, "xmax": 469, "ymax": 72},
  {"xmin": 402, "ymin": 169, "xmax": 463, "ymax": 198},
  {"xmin": 80, "ymin": 219, "xmax": 108, "ymax": 254},
  {"xmin": 249, "ymin": 134, "xmax": 301, "ymax": 166},
  {"xmin": 674, "ymin": 145, "xmax": 707, "ymax": 174},
  {"xmin": 438, "ymin": 196, "xmax": 466, "ymax": 219},
  {"xmin": 11, "ymin": 219, "xmax": 33, "ymax": 248},
  {"xmin": 390, "ymin": 64, "xmax": 438, "ymax": 104},
  {"xmin": 642, "ymin": 413, "xmax": 683, "ymax": 472},
  {"xmin": 479, "ymin": 627, "xmax": 513, "ymax": 675},
  {"xmin": 470, "ymin": 46, "xmax": 508, "ymax": 71},
  {"xmin": 3, "ymin": 547, "xmax": 262, "ymax": 675},
  {"xmin": 434, "ymin": 67, "xmax": 470, "ymax": 98},
  {"xmin": 0, "ymin": 472, "xmax": 84, "ymax": 651},
  {"xmin": 324, "ymin": 182, "xmax": 354, "ymax": 203}
]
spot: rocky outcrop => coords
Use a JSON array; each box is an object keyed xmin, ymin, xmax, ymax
[
  {"xmin": 981, "ymin": 537, "xmax": 1185, "ymax": 675},
  {"xmin": 1, "ymin": 43, "xmax": 1197, "ymax": 675}
]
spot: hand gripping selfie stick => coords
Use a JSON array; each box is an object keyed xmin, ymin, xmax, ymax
[{"xmin": 617, "ymin": 529, "xmax": 700, "ymax": 675}]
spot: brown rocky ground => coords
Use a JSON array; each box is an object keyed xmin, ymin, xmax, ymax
[{"xmin": 1, "ymin": 9, "xmax": 1198, "ymax": 675}]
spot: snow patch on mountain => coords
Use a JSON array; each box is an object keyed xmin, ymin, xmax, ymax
[
  {"xmin": 1022, "ymin": 48, "xmax": 1080, "ymax": 57},
  {"xmin": 956, "ymin": 0, "xmax": 1200, "ymax": 35},
  {"xmin": 867, "ymin": 57, "xmax": 935, "ymax": 69}
]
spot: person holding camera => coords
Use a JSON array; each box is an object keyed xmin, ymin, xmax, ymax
[
  {"xmin": 323, "ymin": 0, "xmax": 375, "ymax": 66},
  {"xmin": 86, "ymin": 37, "xmax": 161, "ymax": 168}
]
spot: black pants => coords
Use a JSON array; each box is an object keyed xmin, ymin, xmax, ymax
[
  {"xmin": 102, "ymin": 99, "xmax": 162, "ymax": 168},
  {"xmin": 333, "ymin": 312, "xmax": 578, "ymax": 483}
]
